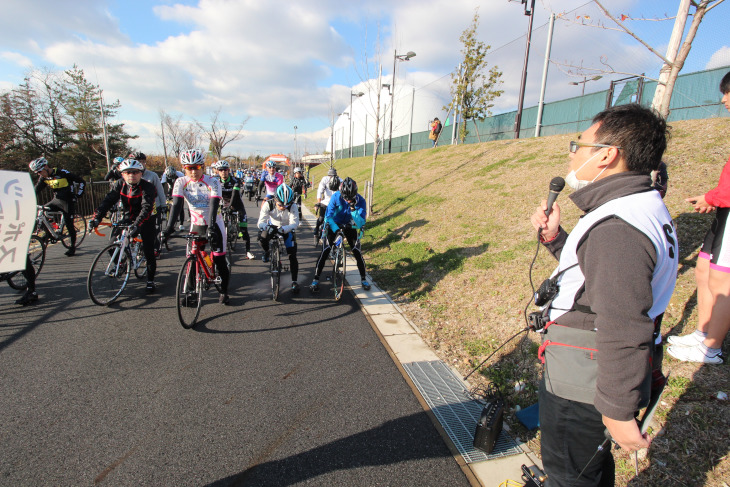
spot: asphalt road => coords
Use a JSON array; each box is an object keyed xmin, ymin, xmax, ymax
[{"xmin": 0, "ymin": 198, "xmax": 470, "ymax": 487}]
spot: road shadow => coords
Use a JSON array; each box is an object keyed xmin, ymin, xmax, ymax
[{"xmin": 204, "ymin": 407, "xmax": 463, "ymax": 487}]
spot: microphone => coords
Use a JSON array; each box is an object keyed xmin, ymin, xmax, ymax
[{"xmin": 545, "ymin": 177, "xmax": 565, "ymax": 217}]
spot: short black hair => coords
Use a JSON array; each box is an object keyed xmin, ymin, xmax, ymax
[
  {"xmin": 591, "ymin": 103, "xmax": 669, "ymax": 175},
  {"xmin": 720, "ymin": 71, "xmax": 730, "ymax": 94}
]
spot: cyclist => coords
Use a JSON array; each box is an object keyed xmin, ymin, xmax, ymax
[
  {"xmin": 212, "ymin": 160, "xmax": 254, "ymax": 259},
  {"xmin": 289, "ymin": 167, "xmax": 309, "ymax": 221},
  {"xmin": 257, "ymin": 160, "xmax": 284, "ymax": 201},
  {"xmin": 161, "ymin": 165, "xmax": 186, "ymax": 230},
  {"xmin": 162, "ymin": 149, "xmax": 231, "ymax": 305},
  {"xmin": 257, "ymin": 184, "xmax": 301, "ymax": 292},
  {"xmin": 104, "ymin": 157, "xmax": 125, "ymax": 181},
  {"xmin": 88, "ymin": 159, "xmax": 158, "ymax": 293},
  {"xmin": 30, "ymin": 156, "xmax": 85, "ymax": 257},
  {"xmin": 128, "ymin": 151, "xmax": 166, "ymax": 252},
  {"xmin": 314, "ymin": 167, "xmax": 340, "ymax": 241},
  {"xmin": 310, "ymin": 177, "xmax": 370, "ymax": 292},
  {"xmin": 243, "ymin": 171, "xmax": 256, "ymax": 199}
]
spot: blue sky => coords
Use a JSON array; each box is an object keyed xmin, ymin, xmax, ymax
[{"xmin": 1, "ymin": 0, "xmax": 728, "ymax": 159}]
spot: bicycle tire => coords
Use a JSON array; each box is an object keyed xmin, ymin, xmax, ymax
[
  {"xmin": 176, "ymin": 255, "xmax": 203, "ymax": 329},
  {"xmin": 133, "ymin": 241, "xmax": 148, "ymax": 279},
  {"xmin": 88, "ymin": 243, "xmax": 131, "ymax": 306},
  {"xmin": 270, "ymin": 241, "xmax": 281, "ymax": 301},
  {"xmin": 332, "ymin": 243, "xmax": 346, "ymax": 301},
  {"xmin": 7, "ymin": 235, "xmax": 46, "ymax": 290},
  {"xmin": 59, "ymin": 214, "xmax": 87, "ymax": 248},
  {"xmin": 227, "ymin": 220, "xmax": 238, "ymax": 252}
]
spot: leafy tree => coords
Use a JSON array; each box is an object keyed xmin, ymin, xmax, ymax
[{"xmin": 444, "ymin": 9, "xmax": 504, "ymax": 143}]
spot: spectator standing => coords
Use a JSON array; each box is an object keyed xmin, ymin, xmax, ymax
[
  {"xmin": 429, "ymin": 117, "xmax": 442, "ymax": 147},
  {"xmin": 667, "ymin": 71, "xmax": 730, "ymax": 364}
]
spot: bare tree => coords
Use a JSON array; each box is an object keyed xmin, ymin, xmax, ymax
[
  {"xmin": 558, "ymin": 0, "xmax": 725, "ymax": 118},
  {"xmin": 159, "ymin": 109, "xmax": 203, "ymax": 160},
  {"xmin": 196, "ymin": 107, "xmax": 249, "ymax": 160}
]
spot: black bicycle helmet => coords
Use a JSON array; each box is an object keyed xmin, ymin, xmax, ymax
[
  {"xmin": 340, "ymin": 177, "xmax": 358, "ymax": 200},
  {"xmin": 128, "ymin": 151, "xmax": 146, "ymax": 161},
  {"xmin": 327, "ymin": 175, "xmax": 341, "ymax": 191}
]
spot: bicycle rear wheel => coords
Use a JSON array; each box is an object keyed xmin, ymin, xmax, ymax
[
  {"xmin": 88, "ymin": 243, "xmax": 131, "ymax": 305},
  {"xmin": 332, "ymin": 245, "xmax": 346, "ymax": 301},
  {"xmin": 7, "ymin": 235, "xmax": 46, "ymax": 290},
  {"xmin": 59, "ymin": 214, "xmax": 87, "ymax": 248},
  {"xmin": 176, "ymin": 255, "xmax": 203, "ymax": 329},
  {"xmin": 270, "ymin": 242, "xmax": 281, "ymax": 301},
  {"xmin": 227, "ymin": 220, "xmax": 238, "ymax": 252}
]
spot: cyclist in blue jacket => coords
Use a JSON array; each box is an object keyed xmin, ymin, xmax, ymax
[{"xmin": 310, "ymin": 177, "xmax": 370, "ymax": 292}]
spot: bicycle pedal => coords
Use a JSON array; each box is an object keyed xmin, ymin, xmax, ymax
[{"xmin": 214, "ymin": 276, "xmax": 222, "ymax": 285}]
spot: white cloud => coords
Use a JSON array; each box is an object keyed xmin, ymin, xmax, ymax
[
  {"xmin": 706, "ymin": 46, "xmax": 730, "ymax": 70},
  {"xmin": 0, "ymin": 51, "xmax": 33, "ymax": 68}
]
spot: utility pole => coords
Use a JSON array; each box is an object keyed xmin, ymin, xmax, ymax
[
  {"xmin": 99, "ymin": 91, "xmax": 111, "ymax": 171},
  {"xmin": 535, "ymin": 12, "xmax": 555, "ymax": 138},
  {"xmin": 369, "ymin": 66, "xmax": 383, "ymax": 218},
  {"xmin": 513, "ymin": 0, "xmax": 536, "ymax": 139},
  {"xmin": 160, "ymin": 117, "xmax": 169, "ymax": 165}
]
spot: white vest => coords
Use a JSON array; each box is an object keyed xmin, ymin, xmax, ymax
[{"xmin": 548, "ymin": 190, "xmax": 678, "ymax": 322}]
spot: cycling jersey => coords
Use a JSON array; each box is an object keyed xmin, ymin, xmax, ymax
[
  {"xmin": 216, "ymin": 175, "xmax": 243, "ymax": 206},
  {"xmin": 93, "ymin": 179, "xmax": 156, "ymax": 227},
  {"xmin": 257, "ymin": 199, "xmax": 299, "ymax": 233},
  {"xmin": 172, "ymin": 175, "xmax": 223, "ymax": 228},
  {"xmin": 290, "ymin": 176, "xmax": 308, "ymax": 195},
  {"xmin": 317, "ymin": 176, "xmax": 338, "ymax": 206},
  {"xmin": 142, "ymin": 169, "xmax": 166, "ymax": 210},
  {"xmin": 35, "ymin": 168, "xmax": 85, "ymax": 203},
  {"xmin": 258, "ymin": 172, "xmax": 284, "ymax": 197},
  {"xmin": 325, "ymin": 192, "xmax": 367, "ymax": 230}
]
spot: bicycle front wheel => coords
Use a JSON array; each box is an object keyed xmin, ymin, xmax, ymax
[
  {"xmin": 133, "ymin": 242, "xmax": 148, "ymax": 279},
  {"xmin": 332, "ymin": 245, "xmax": 346, "ymax": 301},
  {"xmin": 7, "ymin": 235, "xmax": 46, "ymax": 290},
  {"xmin": 176, "ymin": 255, "xmax": 203, "ymax": 329},
  {"xmin": 270, "ymin": 242, "xmax": 281, "ymax": 301},
  {"xmin": 59, "ymin": 214, "xmax": 87, "ymax": 248},
  {"xmin": 88, "ymin": 243, "xmax": 131, "ymax": 305}
]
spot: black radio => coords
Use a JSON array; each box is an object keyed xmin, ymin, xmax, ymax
[{"xmin": 473, "ymin": 397, "xmax": 504, "ymax": 454}]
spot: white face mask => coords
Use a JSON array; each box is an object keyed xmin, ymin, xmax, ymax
[{"xmin": 565, "ymin": 149, "xmax": 608, "ymax": 190}]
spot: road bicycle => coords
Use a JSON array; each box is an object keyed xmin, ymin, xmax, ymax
[
  {"xmin": 243, "ymin": 181, "xmax": 255, "ymax": 201},
  {"xmin": 268, "ymin": 229, "xmax": 289, "ymax": 301},
  {"xmin": 87, "ymin": 224, "xmax": 147, "ymax": 306},
  {"xmin": 156, "ymin": 205, "xmax": 171, "ymax": 254},
  {"xmin": 331, "ymin": 230, "xmax": 347, "ymax": 301},
  {"xmin": 34, "ymin": 205, "xmax": 87, "ymax": 249},
  {"xmin": 221, "ymin": 206, "xmax": 239, "ymax": 253},
  {"xmin": 0, "ymin": 235, "xmax": 46, "ymax": 291},
  {"xmin": 173, "ymin": 233, "xmax": 224, "ymax": 329}
]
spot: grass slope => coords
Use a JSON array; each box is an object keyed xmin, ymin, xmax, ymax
[{"xmin": 305, "ymin": 117, "xmax": 729, "ymax": 486}]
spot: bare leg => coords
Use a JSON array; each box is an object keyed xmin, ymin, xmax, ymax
[{"xmin": 703, "ymin": 267, "xmax": 730, "ymax": 349}]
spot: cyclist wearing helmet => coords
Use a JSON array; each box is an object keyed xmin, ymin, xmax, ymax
[
  {"xmin": 213, "ymin": 160, "xmax": 254, "ymax": 259},
  {"xmin": 310, "ymin": 177, "xmax": 370, "ymax": 292},
  {"xmin": 314, "ymin": 167, "xmax": 340, "ymax": 241},
  {"xmin": 127, "ymin": 151, "xmax": 166, "ymax": 212},
  {"xmin": 161, "ymin": 165, "xmax": 186, "ymax": 229},
  {"xmin": 257, "ymin": 184, "xmax": 301, "ymax": 292},
  {"xmin": 31, "ymin": 156, "xmax": 86, "ymax": 256},
  {"xmin": 257, "ymin": 160, "xmax": 284, "ymax": 201},
  {"xmin": 89, "ymin": 159, "xmax": 159, "ymax": 293},
  {"xmin": 104, "ymin": 156, "xmax": 126, "ymax": 181},
  {"xmin": 289, "ymin": 167, "xmax": 309, "ymax": 221},
  {"xmin": 163, "ymin": 150, "xmax": 231, "ymax": 304}
]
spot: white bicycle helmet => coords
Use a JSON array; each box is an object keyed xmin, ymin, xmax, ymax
[
  {"xmin": 212, "ymin": 160, "xmax": 230, "ymax": 170},
  {"xmin": 293, "ymin": 167, "xmax": 303, "ymax": 174},
  {"xmin": 112, "ymin": 156, "xmax": 125, "ymax": 167},
  {"xmin": 180, "ymin": 149, "xmax": 205, "ymax": 166},
  {"xmin": 164, "ymin": 166, "xmax": 177, "ymax": 179},
  {"xmin": 29, "ymin": 157, "xmax": 48, "ymax": 172},
  {"xmin": 265, "ymin": 160, "xmax": 276, "ymax": 169},
  {"xmin": 119, "ymin": 159, "xmax": 145, "ymax": 172}
]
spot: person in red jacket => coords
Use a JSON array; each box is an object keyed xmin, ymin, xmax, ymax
[{"xmin": 667, "ymin": 70, "xmax": 730, "ymax": 364}]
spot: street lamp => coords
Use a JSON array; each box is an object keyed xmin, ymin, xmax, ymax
[
  {"xmin": 513, "ymin": 0, "xmax": 536, "ymax": 139},
  {"xmin": 388, "ymin": 50, "xmax": 416, "ymax": 153},
  {"xmin": 349, "ymin": 91, "xmax": 364, "ymax": 158},
  {"xmin": 293, "ymin": 125, "xmax": 298, "ymax": 165},
  {"xmin": 569, "ymin": 75, "xmax": 603, "ymax": 96}
]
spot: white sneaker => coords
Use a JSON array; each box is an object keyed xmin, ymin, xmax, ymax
[
  {"xmin": 178, "ymin": 225, "xmax": 185, "ymax": 231},
  {"xmin": 246, "ymin": 252, "xmax": 255, "ymax": 260},
  {"xmin": 667, "ymin": 343, "xmax": 723, "ymax": 364},
  {"xmin": 667, "ymin": 333, "xmax": 704, "ymax": 347}
]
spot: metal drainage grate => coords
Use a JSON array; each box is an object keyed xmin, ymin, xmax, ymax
[{"xmin": 403, "ymin": 360, "xmax": 523, "ymax": 464}]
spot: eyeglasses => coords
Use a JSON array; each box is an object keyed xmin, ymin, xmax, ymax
[
  {"xmin": 184, "ymin": 164, "xmax": 203, "ymax": 170},
  {"xmin": 569, "ymin": 141, "xmax": 621, "ymax": 153},
  {"xmin": 123, "ymin": 170, "xmax": 142, "ymax": 175}
]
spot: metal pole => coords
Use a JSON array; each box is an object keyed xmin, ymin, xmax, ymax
[
  {"xmin": 160, "ymin": 117, "xmax": 169, "ymax": 165},
  {"xmin": 535, "ymin": 12, "xmax": 555, "ymax": 138},
  {"xmin": 388, "ymin": 49, "xmax": 397, "ymax": 154},
  {"xmin": 408, "ymin": 86, "xmax": 415, "ymax": 151},
  {"xmin": 513, "ymin": 0, "xmax": 536, "ymax": 139},
  {"xmin": 99, "ymin": 91, "xmax": 111, "ymax": 171}
]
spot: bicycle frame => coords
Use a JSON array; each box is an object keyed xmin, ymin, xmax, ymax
[
  {"xmin": 93, "ymin": 224, "xmax": 144, "ymax": 271},
  {"xmin": 36, "ymin": 206, "xmax": 65, "ymax": 241},
  {"xmin": 188, "ymin": 238, "xmax": 218, "ymax": 283}
]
